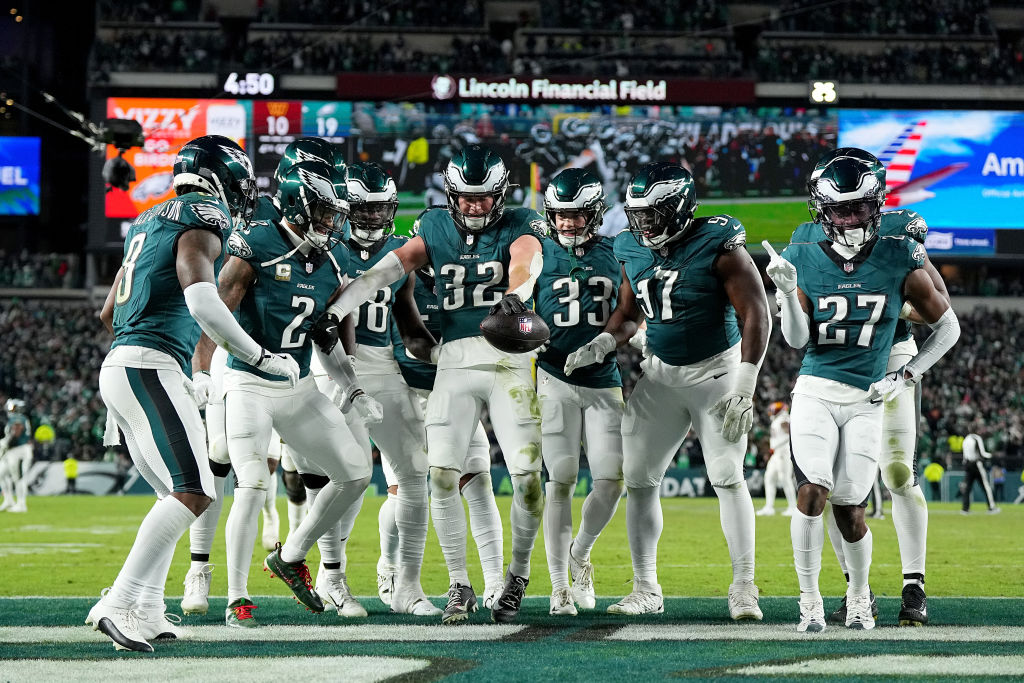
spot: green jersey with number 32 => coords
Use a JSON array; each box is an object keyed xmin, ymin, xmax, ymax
[
  {"xmin": 111, "ymin": 192, "xmax": 230, "ymax": 375},
  {"xmin": 226, "ymin": 218, "xmax": 348, "ymax": 380},
  {"xmin": 614, "ymin": 214, "xmax": 746, "ymax": 366},
  {"xmin": 417, "ymin": 206, "xmax": 545, "ymax": 343},
  {"xmin": 347, "ymin": 235, "xmax": 410, "ymax": 347},
  {"xmin": 782, "ymin": 235, "xmax": 925, "ymax": 390},
  {"xmin": 535, "ymin": 236, "xmax": 621, "ymax": 388}
]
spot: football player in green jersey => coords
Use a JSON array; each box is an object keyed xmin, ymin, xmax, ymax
[
  {"xmin": 182, "ymin": 137, "xmax": 350, "ymax": 620},
  {"xmin": 765, "ymin": 153, "xmax": 960, "ymax": 633},
  {"xmin": 532, "ymin": 169, "xmax": 638, "ymax": 616},
  {"xmin": 606, "ymin": 162, "xmax": 771, "ymax": 619},
  {"xmin": 0, "ymin": 398, "xmax": 31, "ymax": 513},
  {"xmin": 92, "ymin": 135, "xmax": 295, "ymax": 652},
  {"xmin": 190, "ymin": 158, "xmax": 379, "ymax": 625},
  {"xmin": 324, "ymin": 144, "xmax": 546, "ymax": 625},
  {"xmin": 795, "ymin": 148, "xmax": 951, "ymax": 627}
]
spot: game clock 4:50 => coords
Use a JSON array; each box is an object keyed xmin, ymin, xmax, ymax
[{"xmin": 223, "ymin": 72, "xmax": 276, "ymax": 96}]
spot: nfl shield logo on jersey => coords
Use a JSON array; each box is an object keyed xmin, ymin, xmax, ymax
[
  {"xmin": 305, "ymin": 262, "xmax": 314, "ymax": 274},
  {"xmin": 843, "ymin": 262, "xmax": 854, "ymax": 273},
  {"xmin": 519, "ymin": 317, "xmax": 533, "ymax": 334}
]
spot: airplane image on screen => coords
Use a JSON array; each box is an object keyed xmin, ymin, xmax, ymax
[{"xmin": 876, "ymin": 120, "xmax": 967, "ymax": 208}]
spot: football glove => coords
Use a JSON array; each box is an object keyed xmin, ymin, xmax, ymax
[
  {"xmin": 255, "ymin": 349, "xmax": 301, "ymax": 387},
  {"xmin": 564, "ymin": 332, "xmax": 616, "ymax": 376},
  {"xmin": 190, "ymin": 371, "xmax": 212, "ymax": 410},
  {"xmin": 711, "ymin": 393, "xmax": 754, "ymax": 443},
  {"xmin": 331, "ymin": 385, "xmax": 383, "ymax": 424},
  {"xmin": 628, "ymin": 328, "xmax": 651, "ymax": 358},
  {"xmin": 762, "ymin": 240, "xmax": 798, "ymax": 294},
  {"xmin": 490, "ymin": 293, "xmax": 526, "ymax": 316},
  {"xmin": 309, "ymin": 312, "xmax": 341, "ymax": 354},
  {"xmin": 868, "ymin": 365, "xmax": 920, "ymax": 404}
]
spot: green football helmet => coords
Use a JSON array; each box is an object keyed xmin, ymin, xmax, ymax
[
  {"xmin": 543, "ymin": 168, "xmax": 606, "ymax": 248},
  {"xmin": 5, "ymin": 398, "xmax": 25, "ymax": 414},
  {"xmin": 275, "ymin": 137, "xmax": 346, "ymax": 186},
  {"xmin": 443, "ymin": 144, "xmax": 509, "ymax": 232},
  {"xmin": 276, "ymin": 160, "xmax": 350, "ymax": 251},
  {"xmin": 172, "ymin": 135, "xmax": 257, "ymax": 229},
  {"xmin": 808, "ymin": 147, "xmax": 886, "ymax": 193},
  {"xmin": 624, "ymin": 162, "xmax": 699, "ymax": 249},
  {"xmin": 346, "ymin": 162, "xmax": 398, "ymax": 248},
  {"xmin": 809, "ymin": 156, "xmax": 884, "ymax": 251}
]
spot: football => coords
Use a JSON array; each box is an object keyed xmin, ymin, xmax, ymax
[{"xmin": 479, "ymin": 309, "xmax": 550, "ymax": 353}]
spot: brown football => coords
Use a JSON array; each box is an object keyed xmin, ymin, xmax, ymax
[{"xmin": 479, "ymin": 309, "xmax": 550, "ymax": 353}]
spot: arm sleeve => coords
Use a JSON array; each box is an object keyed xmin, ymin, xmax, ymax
[
  {"xmin": 778, "ymin": 288, "xmax": 810, "ymax": 348},
  {"xmin": 313, "ymin": 344, "xmax": 360, "ymax": 396},
  {"xmin": 183, "ymin": 281, "xmax": 262, "ymax": 366},
  {"xmin": 905, "ymin": 307, "xmax": 960, "ymax": 378},
  {"xmin": 326, "ymin": 250, "xmax": 406, "ymax": 320}
]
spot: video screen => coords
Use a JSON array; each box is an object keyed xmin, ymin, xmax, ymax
[{"xmin": 0, "ymin": 136, "xmax": 41, "ymax": 216}]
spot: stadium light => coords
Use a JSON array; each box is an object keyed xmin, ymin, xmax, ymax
[{"xmin": 809, "ymin": 80, "xmax": 839, "ymax": 104}]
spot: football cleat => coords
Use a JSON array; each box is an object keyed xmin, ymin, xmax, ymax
[
  {"xmin": 316, "ymin": 570, "xmax": 367, "ymax": 618},
  {"xmin": 491, "ymin": 570, "xmax": 529, "ymax": 624},
  {"xmin": 263, "ymin": 545, "xmax": 324, "ymax": 613},
  {"xmin": 87, "ymin": 599, "xmax": 153, "ymax": 652},
  {"xmin": 569, "ymin": 548, "xmax": 596, "ymax": 610},
  {"xmin": 481, "ymin": 582, "xmax": 502, "ymax": 610},
  {"xmin": 607, "ymin": 583, "xmax": 664, "ymax": 615},
  {"xmin": 728, "ymin": 581, "xmax": 763, "ymax": 621},
  {"xmin": 261, "ymin": 507, "xmax": 280, "ymax": 551},
  {"xmin": 136, "ymin": 607, "xmax": 185, "ymax": 640},
  {"xmin": 391, "ymin": 584, "xmax": 442, "ymax": 617},
  {"xmin": 225, "ymin": 598, "xmax": 258, "ymax": 628},
  {"xmin": 442, "ymin": 583, "xmax": 478, "ymax": 625},
  {"xmin": 898, "ymin": 583, "xmax": 929, "ymax": 626},
  {"xmin": 797, "ymin": 594, "xmax": 827, "ymax": 633},
  {"xmin": 181, "ymin": 564, "xmax": 213, "ymax": 615},
  {"xmin": 828, "ymin": 588, "xmax": 877, "ymax": 625},
  {"xmin": 376, "ymin": 557, "xmax": 396, "ymax": 607},
  {"xmin": 988, "ymin": 507, "xmax": 1002, "ymax": 515},
  {"xmin": 549, "ymin": 587, "xmax": 578, "ymax": 616},
  {"xmin": 845, "ymin": 591, "xmax": 876, "ymax": 630}
]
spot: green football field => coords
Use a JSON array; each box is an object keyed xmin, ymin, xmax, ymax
[{"xmin": 2, "ymin": 496, "xmax": 1022, "ymax": 681}]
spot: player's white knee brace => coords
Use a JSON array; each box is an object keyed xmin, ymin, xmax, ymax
[
  {"xmin": 234, "ymin": 459, "xmax": 270, "ymax": 490},
  {"xmin": 209, "ymin": 435, "xmax": 230, "ymax": 466}
]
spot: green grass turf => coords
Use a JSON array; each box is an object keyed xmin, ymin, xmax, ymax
[
  {"xmin": 392, "ymin": 200, "xmax": 806, "ymax": 251},
  {"xmin": 1, "ymin": 495, "xmax": 1019, "ymax": 600}
]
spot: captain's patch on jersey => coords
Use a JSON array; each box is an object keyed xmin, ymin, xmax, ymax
[
  {"xmin": 227, "ymin": 232, "xmax": 252, "ymax": 258},
  {"xmin": 722, "ymin": 232, "xmax": 746, "ymax": 251},
  {"xmin": 192, "ymin": 202, "xmax": 229, "ymax": 230},
  {"xmin": 276, "ymin": 264, "xmax": 292, "ymax": 281}
]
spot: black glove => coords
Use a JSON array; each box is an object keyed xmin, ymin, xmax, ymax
[
  {"xmin": 309, "ymin": 312, "xmax": 341, "ymax": 353},
  {"xmin": 490, "ymin": 293, "xmax": 526, "ymax": 316}
]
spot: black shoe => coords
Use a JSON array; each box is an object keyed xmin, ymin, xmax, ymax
[
  {"xmin": 898, "ymin": 583, "xmax": 928, "ymax": 626},
  {"xmin": 828, "ymin": 588, "xmax": 878, "ymax": 624},
  {"xmin": 442, "ymin": 583, "xmax": 477, "ymax": 625},
  {"xmin": 491, "ymin": 570, "xmax": 529, "ymax": 624}
]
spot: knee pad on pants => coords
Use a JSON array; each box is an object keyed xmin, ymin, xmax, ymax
[
  {"xmin": 512, "ymin": 472, "xmax": 544, "ymax": 513},
  {"xmin": 706, "ymin": 457, "xmax": 743, "ymax": 488},
  {"xmin": 431, "ymin": 467, "xmax": 460, "ymax": 497},
  {"xmin": 234, "ymin": 458, "xmax": 270, "ymax": 490}
]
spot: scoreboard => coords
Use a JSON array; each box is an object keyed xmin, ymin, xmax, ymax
[{"xmin": 251, "ymin": 100, "xmax": 351, "ymax": 190}]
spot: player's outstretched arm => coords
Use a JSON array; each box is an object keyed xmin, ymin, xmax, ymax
[
  {"xmin": 393, "ymin": 275, "xmax": 438, "ymax": 362},
  {"xmin": 326, "ymin": 236, "xmax": 427, "ymax": 320},
  {"xmin": 178, "ymin": 229, "xmax": 299, "ymax": 387}
]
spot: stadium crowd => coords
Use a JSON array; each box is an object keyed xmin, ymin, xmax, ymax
[
  {"xmin": 0, "ymin": 251, "xmax": 83, "ymax": 289},
  {"xmin": 3, "ymin": 294, "xmax": 1022, "ymax": 475}
]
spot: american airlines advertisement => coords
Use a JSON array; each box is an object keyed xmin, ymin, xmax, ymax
[{"xmin": 839, "ymin": 109, "xmax": 1024, "ymax": 232}]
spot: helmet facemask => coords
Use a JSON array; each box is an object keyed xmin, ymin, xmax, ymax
[
  {"xmin": 624, "ymin": 162, "xmax": 698, "ymax": 251},
  {"xmin": 301, "ymin": 194, "xmax": 350, "ymax": 250},
  {"xmin": 350, "ymin": 200, "xmax": 398, "ymax": 247},
  {"xmin": 625, "ymin": 201, "xmax": 693, "ymax": 249},
  {"xmin": 278, "ymin": 162, "xmax": 350, "ymax": 252}
]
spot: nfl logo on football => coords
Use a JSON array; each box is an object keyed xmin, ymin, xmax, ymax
[{"xmin": 519, "ymin": 317, "xmax": 533, "ymax": 334}]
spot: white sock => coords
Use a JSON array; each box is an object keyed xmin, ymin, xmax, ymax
[
  {"xmin": 280, "ymin": 479, "xmax": 367, "ymax": 564},
  {"xmin": 378, "ymin": 492, "xmax": 400, "ymax": 568},
  {"xmin": 333, "ymin": 487, "xmax": 365, "ymax": 574},
  {"xmin": 106, "ymin": 496, "xmax": 196, "ymax": 609},
  {"xmin": 432, "ymin": 487, "xmax": 469, "ymax": 585},
  {"xmin": 15, "ymin": 476, "xmax": 28, "ymax": 505},
  {"xmin": 509, "ymin": 473, "xmax": 543, "ymax": 579},
  {"xmin": 543, "ymin": 481, "xmax": 574, "ymax": 591},
  {"xmin": 225, "ymin": 487, "xmax": 265, "ymax": 603},
  {"xmin": 824, "ymin": 501, "xmax": 848, "ymax": 576},
  {"xmin": 891, "ymin": 484, "xmax": 928, "ymax": 579},
  {"xmin": 188, "ymin": 474, "xmax": 225, "ymax": 559},
  {"xmin": 716, "ymin": 483, "xmax": 756, "ymax": 584},
  {"xmin": 136, "ymin": 537, "xmax": 176, "ymax": 611},
  {"xmin": 625, "ymin": 486, "xmax": 662, "ymax": 588},
  {"xmin": 573, "ymin": 479, "xmax": 622, "ymax": 561},
  {"xmin": 286, "ymin": 499, "xmax": 307, "ymax": 542},
  {"xmin": 394, "ymin": 474, "xmax": 429, "ymax": 589},
  {"xmin": 842, "ymin": 527, "xmax": 873, "ymax": 596},
  {"xmin": 782, "ymin": 473, "xmax": 798, "ymax": 510},
  {"xmin": 263, "ymin": 471, "xmax": 279, "ymax": 519},
  {"xmin": 463, "ymin": 473, "xmax": 504, "ymax": 587},
  {"xmin": 763, "ymin": 470, "xmax": 777, "ymax": 510},
  {"xmin": 791, "ymin": 509, "xmax": 824, "ymax": 596},
  {"xmin": 307, "ymin": 488, "xmax": 340, "ymax": 566}
]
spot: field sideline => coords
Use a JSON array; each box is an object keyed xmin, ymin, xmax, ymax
[{"xmin": 2, "ymin": 496, "xmax": 1021, "ymax": 681}]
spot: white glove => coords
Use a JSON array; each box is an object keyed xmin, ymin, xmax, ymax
[
  {"xmin": 564, "ymin": 332, "xmax": 616, "ymax": 376},
  {"xmin": 191, "ymin": 371, "xmax": 212, "ymax": 410},
  {"xmin": 868, "ymin": 365, "xmax": 920, "ymax": 404},
  {"xmin": 710, "ymin": 394, "xmax": 754, "ymax": 443},
  {"xmin": 255, "ymin": 349, "xmax": 300, "ymax": 387},
  {"xmin": 763, "ymin": 240, "xmax": 798, "ymax": 294},
  {"xmin": 628, "ymin": 328, "xmax": 651, "ymax": 358},
  {"xmin": 331, "ymin": 385, "xmax": 384, "ymax": 425}
]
